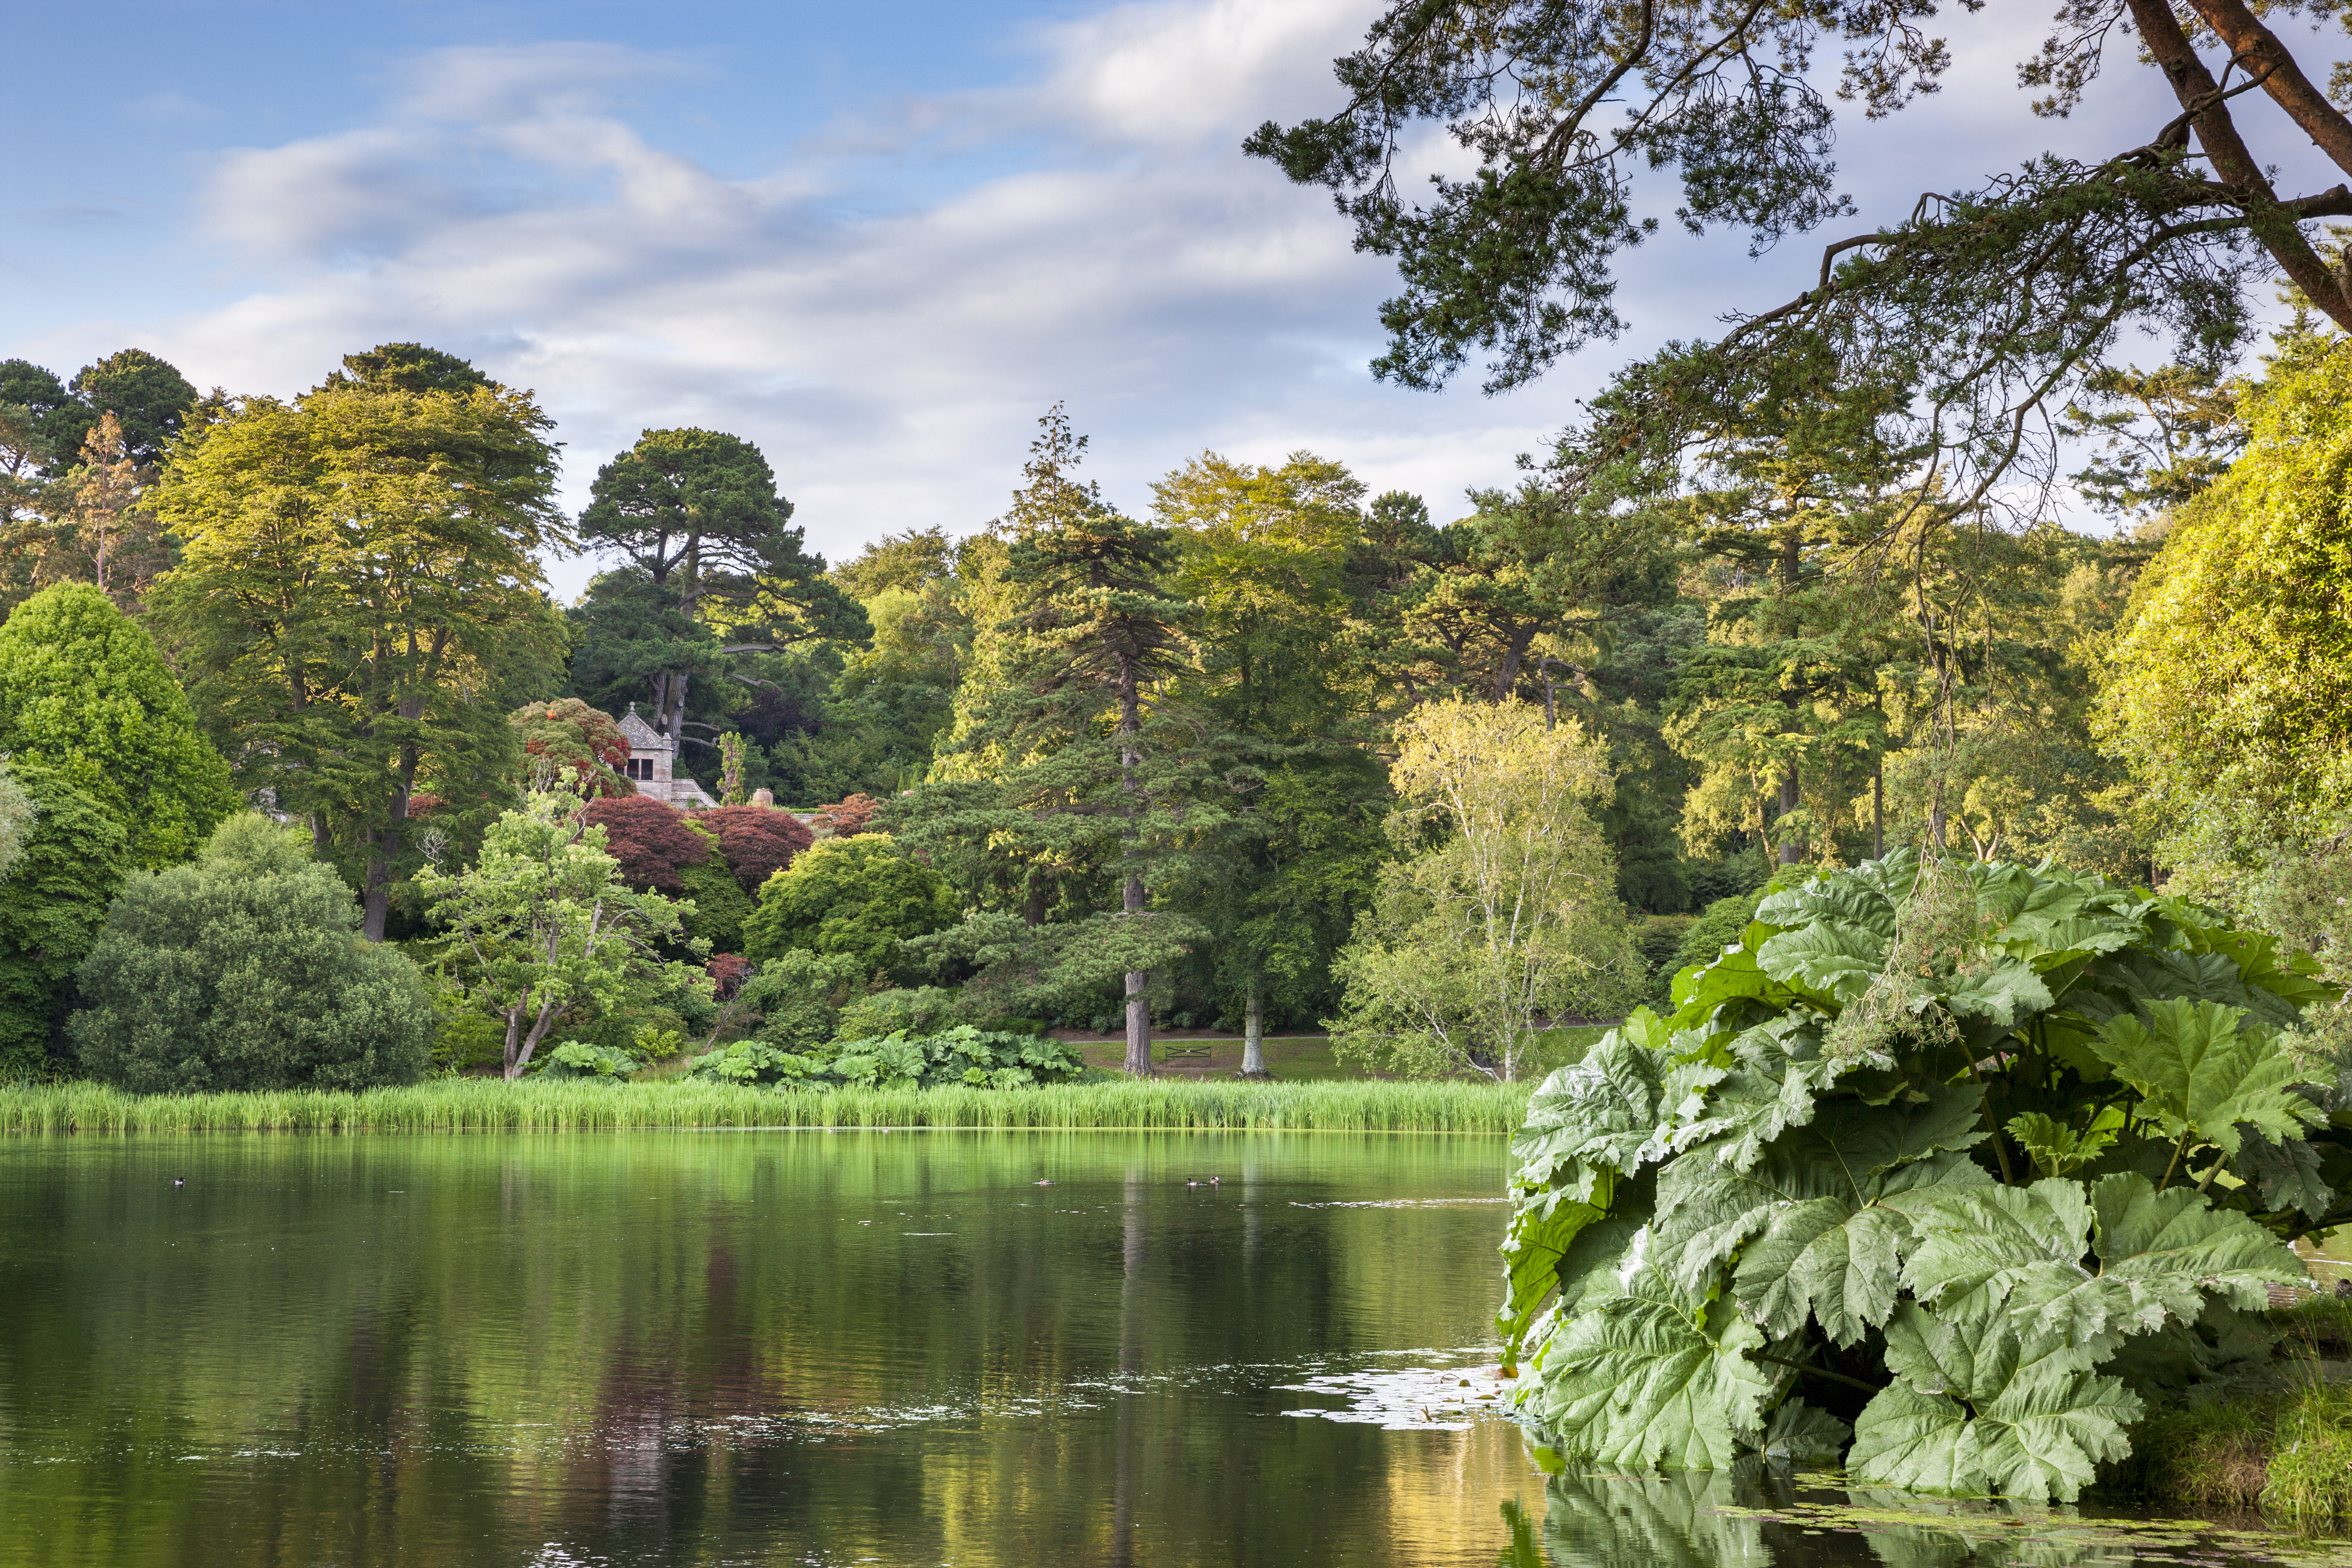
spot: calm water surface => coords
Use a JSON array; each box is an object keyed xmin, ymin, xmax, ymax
[
  {"xmin": 0, "ymin": 1131, "xmax": 1540, "ymax": 1566},
  {"xmin": 4, "ymin": 1132, "xmax": 2344, "ymax": 1568}
]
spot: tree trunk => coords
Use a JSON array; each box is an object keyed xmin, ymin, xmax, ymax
[
  {"xmin": 665, "ymin": 671, "xmax": 690, "ymax": 751},
  {"xmin": 1118, "ymin": 658, "xmax": 1151, "ymax": 1078},
  {"xmin": 1123, "ymin": 871, "xmax": 1151, "ymax": 1077},
  {"xmin": 1241, "ymin": 986, "xmax": 1266, "ymax": 1076},
  {"xmin": 1776, "ymin": 761, "xmax": 1802, "ymax": 866},
  {"xmin": 1872, "ymin": 761, "xmax": 1885, "ymax": 861},
  {"xmin": 360, "ymin": 747, "xmax": 421, "ymax": 941}
]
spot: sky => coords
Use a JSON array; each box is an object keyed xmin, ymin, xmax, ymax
[{"xmin": 0, "ymin": 0, "xmax": 2321, "ymax": 598}]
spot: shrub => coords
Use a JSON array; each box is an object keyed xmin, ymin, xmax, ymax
[
  {"xmin": 695, "ymin": 804, "xmax": 812, "ymax": 890},
  {"xmin": 743, "ymin": 833, "xmax": 957, "ymax": 977},
  {"xmin": 0, "ymin": 583, "xmax": 237, "ymax": 868},
  {"xmin": 835, "ymin": 985, "xmax": 967, "ymax": 1040},
  {"xmin": 812, "ymin": 793, "xmax": 884, "ymax": 836},
  {"xmin": 583, "ymin": 793, "xmax": 708, "ymax": 892},
  {"xmin": 1499, "ymin": 850, "xmax": 2340, "ymax": 1502},
  {"xmin": 509, "ymin": 698, "xmax": 631, "ymax": 797},
  {"xmin": 535, "ymin": 1039, "xmax": 644, "ymax": 1081},
  {"xmin": 677, "ymin": 821, "xmax": 753, "ymax": 951},
  {"xmin": 0, "ymin": 765, "xmax": 133, "ymax": 1078},
  {"xmin": 71, "ymin": 814, "xmax": 433, "ymax": 1091},
  {"xmin": 684, "ymin": 1025, "xmax": 1083, "ymax": 1090},
  {"xmin": 431, "ymin": 1008, "xmax": 506, "ymax": 1074}
]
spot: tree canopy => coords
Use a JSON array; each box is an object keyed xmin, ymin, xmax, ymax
[
  {"xmin": 2100, "ymin": 337, "xmax": 2352, "ymax": 869},
  {"xmin": 71, "ymin": 815, "xmax": 433, "ymax": 1092},
  {"xmin": 153, "ymin": 345, "xmax": 568, "ymax": 938},
  {"xmin": 0, "ymin": 582, "xmax": 237, "ymax": 869},
  {"xmin": 1247, "ymin": 0, "xmax": 2352, "ymax": 521}
]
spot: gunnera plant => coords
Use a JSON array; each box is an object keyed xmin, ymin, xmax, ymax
[{"xmin": 1500, "ymin": 849, "xmax": 2350, "ymax": 1501}]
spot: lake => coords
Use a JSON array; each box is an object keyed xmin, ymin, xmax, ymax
[
  {"xmin": 3, "ymin": 1130, "xmax": 2346, "ymax": 1568},
  {"xmin": 0, "ymin": 1130, "xmax": 1540, "ymax": 1565}
]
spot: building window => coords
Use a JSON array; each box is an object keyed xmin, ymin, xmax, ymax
[{"xmin": 627, "ymin": 757, "xmax": 652, "ymax": 780}]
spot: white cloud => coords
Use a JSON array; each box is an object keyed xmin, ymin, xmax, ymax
[{"xmin": 133, "ymin": 0, "xmax": 2251, "ymax": 595}]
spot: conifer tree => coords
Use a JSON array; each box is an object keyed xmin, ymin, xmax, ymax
[{"xmin": 905, "ymin": 409, "xmax": 1215, "ymax": 1072}]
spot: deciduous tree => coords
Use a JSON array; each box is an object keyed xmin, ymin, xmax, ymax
[
  {"xmin": 419, "ymin": 785, "xmax": 701, "ymax": 1078},
  {"xmin": 1330, "ymin": 698, "xmax": 1638, "ymax": 1081},
  {"xmin": 153, "ymin": 345, "xmax": 569, "ymax": 939},
  {"xmin": 71, "ymin": 815, "xmax": 434, "ymax": 1091},
  {"xmin": 0, "ymin": 583, "xmax": 237, "ymax": 868}
]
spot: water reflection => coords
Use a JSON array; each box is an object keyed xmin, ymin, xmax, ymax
[
  {"xmin": 1521, "ymin": 1466, "xmax": 2352, "ymax": 1568},
  {"xmin": 0, "ymin": 1131, "xmax": 1537, "ymax": 1566}
]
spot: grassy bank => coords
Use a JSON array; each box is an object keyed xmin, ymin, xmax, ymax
[
  {"xmin": 2107, "ymin": 1296, "xmax": 2352, "ymax": 1522},
  {"xmin": 0, "ymin": 1077, "xmax": 1534, "ymax": 1135}
]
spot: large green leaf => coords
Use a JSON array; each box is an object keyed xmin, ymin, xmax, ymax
[
  {"xmin": 1500, "ymin": 1176, "xmax": 1614, "ymax": 1355},
  {"xmin": 1513, "ymin": 1026, "xmax": 1726, "ymax": 1180},
  {"xmin": 2164, "ymin": 905, "xmax": 2339, "ymax": 1025},
  {"xmin": 1943, "ymin": 958, "xmax": 2055, "ymax": 1027},
  {"xmin": 1903, "ymin": 1174, "xmax": 2309, "ymax": 1349},
  {"xmin": 1653, "ymin": 1089, "xmax": 1991, "ymax": 1345},
  {"xmin": 2238, "ymin": 1125, "xmax": 2334, "ymax": 1221},
  {"xmin": 2090, "ymin": 998, "xmax": 2319, "ymax": 1158},
  {"xmin": 1849, "ymin": 1301, "xmax": 2141, "ymax": 1501},
  {"xmin": 1524, "ymin": 1287, "xmax": 1777, "ymax": 1468},
  {"xmin": 2006, "ymin": 1110, "xmax": 2119, "ymax": 1178},
  {"xmin": 1756, "ymin": 920, "xmax": 1887, "ymax": 1005}
]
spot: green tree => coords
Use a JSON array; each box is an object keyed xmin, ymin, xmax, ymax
[
  {"xmin": 912, "ymin": 407, "xmax": 1211, "ymax": 1070},
  {"xmin": 1331, "ymin": 697, "xmax": 1639, "ymax": 1081},
  {"xmin": 2059, "ymin": 362, "xmax": 2246, "ymax": 519},
  {"xmin": 575, "ymin": 428, "xmax": 863, "ymax": 764},
  {"xmin": 1248, "ymin": 0, "xmax": 2352, "ymax": 530},
  {"xmin": 66, "ymin": 348, "xmax": 198, "ymax": 467},
  {"xmin": 418, "ymin": 785, "xmax": 701, "ymax": 1078},
  {"xmin": 0, "ymin": 582, "xmax": 237, "ymax": 868},
  {"xmin": 832, "ymin": 525, "xmax": 959, "ymax": 599},
  {"xmin": 742, "ymin": 833, "xmax": 959, "ymax": 979},
  {"xmin": 0, "ymin": 359, "xmax": 78, "ymax": 475},
  {"xmin": 153, "ymin": 346, "xmax": 569, "ymax": 939},
  {"xmin": 70, "ymin": 815, "xmax": 434, "ymax": 1092},
  {"xmin": 1152, "ymin": 451, "xmax": 1394, "ymax": 1058},
  {"xmin": 0, "ymin": 765, "xmax": 134, "ymax": 1077},
  {"xmin": 2099, "ymin": 336, "xmax": 2352, "ymax": 878}
]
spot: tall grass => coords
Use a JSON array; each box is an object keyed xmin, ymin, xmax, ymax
[{"xmin": 0, "ymin": 1077, "xmax": 1532, "ymax": 1135}]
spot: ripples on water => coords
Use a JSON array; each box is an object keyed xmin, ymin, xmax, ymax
[{"xmin": 0, "ymin": 1132, "xmax": 2342, "ymax": 1568}]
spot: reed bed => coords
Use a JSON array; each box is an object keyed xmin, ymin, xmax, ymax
[{"xmin": 0, "ymin": 1077, "xmax": 1532, "ymax": 1135}]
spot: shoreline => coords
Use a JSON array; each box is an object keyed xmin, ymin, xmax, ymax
[{"xmin": 0, "ymin": 1077, "xmax": 1536, "ymax": 1135}]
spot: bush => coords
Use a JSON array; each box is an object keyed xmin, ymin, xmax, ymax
[
  {"xmin": 677, "ymin": 822, "xmax": 753, "ymax": 951},
  {"xmin": 535, "ymin": 1039, "xmax": 644, "ymax": 1081},
  {"xmin": 510, "ymin": 698, "xmax": 631, "ymax": 797},
  {"xmin": 1660, "ymin": 889, "xmax": 1765, "ymax": 989},
  {"xmin": 71, "ymin": 814, "xmax": 433, "ymax": 1091},
  {"xmin": 835, "ymin": 985, "xmax": 967, "ymax": 1040},
  {"xmin": 743, "ymin": 833, "xmax": 958, "ymax": 977},
  {"xmin": 583, "ymin": 793, "xmax": 708, "ymax": 892},
  {"xmin": 0, "ymin": 765, "xmax": 133, "ymax": 1078},
  {"xmin": 695, "ymin": 804, "xmax": 812, "ymax": 890},
  {"xmin": 684, "ymin": 1025, "xmax": 1084, "ymax": 1090},
  {"xmin": 431, "ymin": 1007, "xmax": 506, "ymax": 1074},
  {"xmin": 1632, "ymin": 914, "xmax": 1694, "ymax": 994},
  {"xmin": 740, "ymin": 949, "xmax": 867, "ymax": 1050},
  {"xmin": 1499, "ymin": 850, "xmax": 2340, "ymax": 1502}
]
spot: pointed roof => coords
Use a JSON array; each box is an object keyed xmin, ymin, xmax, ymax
[{"xmin": 617, "ymin": 703, "xmax": 667, "ymax": 750}]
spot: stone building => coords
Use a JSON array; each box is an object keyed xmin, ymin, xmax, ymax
[{"xmin": 616, "ymin": 704, "xmax": 714, "ymax": 808}]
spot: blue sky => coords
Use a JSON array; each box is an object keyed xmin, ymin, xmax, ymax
[{"xmin": 0, "ymin": 0, "xmax": 2300, "ymax": 595}]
